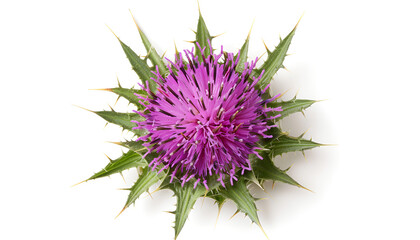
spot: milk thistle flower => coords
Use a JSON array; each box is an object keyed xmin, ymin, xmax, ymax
[
  {"xmin": 134, "ymin": 45, "xmax": 282, "ymax": 189},
  {"xmin": 77, "ymin": 8, "xmax": 322, "ymax": 239}
]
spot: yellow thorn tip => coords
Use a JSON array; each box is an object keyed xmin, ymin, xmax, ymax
[
  {"xmin": 174, "ymin": 40, "xmax": 179, "ymax": 54},
  {"xmin": 119, "ymin": 172, "xmax": 126, "ymax": 184},
  {"xmin": 212, "ymin": 32, "xmax": 226, "ymax": 39},
  {"xmin": 229, "ymin": 210, "xmax": 240, "ymax": 220},
  {"xmin": 257, "ymin": 223, "xmax": 270, "ymax": 240},
  {"xmin": 275, "ymin": 89, "xmax": 290, "ymax": 100},
  {"xmin": 257, "ymin": 52, "xmax": 266, "ymax": 62},
  {"xmin": 294, "ymin": 12, "xmax": 305, "ymax": 30},
  {"xmin": 262, "ymin": 39, "xmax": 270, "ymax": 52},
  {"xmin": 88, "ymin": 88, "xmax": 112, "ymax": 91},
  {"xmin": 299, "ymin": 185, "xmax": 314, "ymax": 193},
  {"xmin": 73, "ymin": 105, "xmax": 94, "ymax": 113},
  {"xmin": 106, "ymin": 25, "xmax": 120, "ymax": 40},
  {"xmin": 115, "ymin": 206, "xmax": 127, "ymax": 219},
  {"xmin": 71, "ymin": 179, "xmax": 87, "ymax": 187},
  {"xmin": 161, "ymin": 50, "xmax": 167, "ymax": 58},
  {"xmin": 150, "ymin": 187, "xmax": 161, "ymax": 195},
  {"xmin": 321, "ymin": 143, "xmax": 338, "ymax": 147},
  {"xmin": 129, "ymin": 9, "xmax": 143, "ymax": 34},
  {"xmin": 214, "ymin": 206, "xmax": 222, "ymax": 229},
  {"xmin": 247, "ymin": 19, "xmax": 255, "ymax": 39},
  {"xmin": 197, "ymin": 0, "xmax": 201, "ymax": 15}
]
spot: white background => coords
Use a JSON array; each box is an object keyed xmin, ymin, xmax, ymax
[{"xmin": 1, "ymin": 0, "xmax": 419, "ymax": 239}]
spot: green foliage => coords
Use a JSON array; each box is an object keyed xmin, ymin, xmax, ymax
[
  {"xmin": 116, "ymin": 37, "xmax": 157, "ymax": 92},
  {"xmin": 219, "ymin": 178, "xmax": 260, "ymax": 225},
  {"xmin": 251, "ymin": 152, "xmax": 306, "ymax": 189},
  {"xmin": 260, "ymin": 119, "xmax": 282, "ymax": 146},
  {"xmin": 109, "ymin": 87, "xmax": 147, "ymax": 109},
  {"xmin": 256, "ymin": 22, "xmax": 298, "ymax": 89},
  {"xmin": 116, "ymin": 140, "xmax": 146, "ymax": 153},
  {"xmin": 270, "ymin": 134, "xmax": 322, "ymax": 157},
  {"xmin": 171, "ymin": 182, "xmax": 206, "ymax": 239},
  {"xmin": 94, "ymin": 111, "xmax": 144, "ymax": 135},
  {"xmin": 84, "ymin": 151, "xmax": 147, "ymax": 182},
  {"xmin": 131, "ymin": 14, "xmax": 168, "ymax": 76},
  {"xmin": 235, "ymin": 29, "xmax": 251, "ymax": 73},
  {"xmin": 268, "ymin": 98, "xmax": 317, "ymax": 120},
  {"xmin": 209, "ymin": 193, "xmax": 227, "ymax": 210},
  {"xmin": 80, "ymin": 11, "xmax": 323, "ymax": 240},
  {"xmin": 119, "ymin": 166, "xmax": 166, "ymax": 215},
  {"xmin": 195, "ymin": 11, "xmax": 212, "ymax": 60},
  {"xmin": 116, "ymin": 141, "xmax": 160, "ymax": 164},
  {"xmin": 243, "ymin": 168, "xmax": 264, "ymax": 189}
]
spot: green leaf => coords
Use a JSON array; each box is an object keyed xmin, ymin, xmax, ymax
[
  {"xmin": 243, "ymin": 169, "xmax": 264, "ymax": 190},
  {"xmin": 172, "ymin": 182, "xmax": 206, "ymax": 239},
  {"xmin": 195, "ymin": 10, "xmax": 212, "ymax": 59},
  {"xmin": 94, "ymin": 111, "xmax": 144, "ymax": 135},
  {"xmin": 131, "ymin": 13, "xmax": 168, "ymax": 76},
  {"xmin": 270, "ymin": 134, "xmax": 322, "ymax": 156},
  {"xmin": 209, "ymin": 193, "xmax": 226, "ymax": 209},
  {"xmin": 117, "ymin": 140, "xmax": 146, "ymax": 153},
  {"xmin": 84, "ymin": 151, "xmax": 147, "ymax": 182},
  {"xmin": 252, "ymin": 152, "xmax": 306, "ymax": 189},
  {"xmin": 219, "ymin": 178, "xmax": 260, "ymax": 225},
  {"xmin": 118, "ymin": 166, "xmax": 166, "ymax": 215},
  {"xmin": 116, "ymin": 141, "xmax": 159, "ymax": 164},
  {"xmin": 267, "ymin": 98, "xmax": 316, "ymax": 120},
  {"xmin": 235, "ymin": 28, "xmax": 251, "ymax": 73},
  {"xmin": 116, "ymin": 37, "xmax": 156, "ymax": 92},
  {"xmin": 207, "ymin": 192, "xmax": 227, "ymax": 224},
  {"xmin": 108, "ymin": 87, "xmax": 147, "ymax": 109},
  {"xmin": 256, "ymin": 22, "xmax": 299, "ymax": 89},
  {"xmin": 260, "ymin": 120, "xmax": 282, "ymax": 146}
]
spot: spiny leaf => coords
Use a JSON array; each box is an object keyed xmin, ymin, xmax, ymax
[
  {"xmin": 270, "ymin": 134, "xmax": 322, "ymax": 156},
  {"xmin": 115, "ymin": 36, "xmax": 156, "ymax": 92},
  {"xmin": 116, "ymin": 141, "xmax": 159, "ymax": 164},
  {"xmin": 84, "ymin": 151, "xmax": 147, "ymax": 182},
  {"xmin": 209, "ymin": 194, "xmax": 227, "ymax": 209},
  {"xmin": 207, "ymin": 193, "xmax": 227, "ymax": 226},
  {"xmin": 267, "ymin": 98, "xmax": 316, "ymax": 120},
  {"xmin": 156, "ymin": 172, "xmax": 172, "ymax": 190},
  {"xmin": 260, "ymin": 120, "xmax": 282, "ymax": 146},
  {"xmin": 256, "ymin": 22, "xmax": 299, "ymax": 89},
  {"xmin": 108, "ymin": 87, "xmax": 147, "ymax": 109},
  {"xmin": 195, "ymin": 10, "xmax": 212, "ymax": 59},
  {"xmin": 219, "ymin": 178, "xmax": 260, "ymax": 225},
  {"xmin": 116, "ymin": 140, "xmax": 146, "ymax": 153},
  {"xmin": 243, "ymin": 169, "xmax": 264, "ymax": 190},
  {"xmin": 131, "ymin": 11, "xmax": 168, "ymax": 76},
  {"xmin": 118, "ymin": 166, "xmax": 166, "ymax": 216},
  {"xmin": 252, "ymin": 152, "xmax": 306, "ymax": 189},
  {"xmin": 172, "ymin": 182, "xmax": 206, "ymax": 239},
  {"xmin": 235, "ymin": 24, "xmax": 252, "ymax": 73},
  {"xmin": 94, "ymin": 111, "xmax": 144, "ymax": 135}
]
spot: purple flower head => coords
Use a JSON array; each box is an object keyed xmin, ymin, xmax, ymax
[{"xmin": 134, "ymin": 44, "xmax": 282, "ymax": 189}]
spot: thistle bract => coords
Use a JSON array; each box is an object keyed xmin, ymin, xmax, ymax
[
  {"xmin": 134, "ymin": 45, "xmax": 282, "ymax": 188},
  {"xmin": 78, "ymin": 9, "xmax": 322, "ymax": 240}
]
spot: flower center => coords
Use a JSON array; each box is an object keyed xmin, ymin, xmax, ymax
[{"xmin": 135, "ymin": 46, "xmax": 272, "ymax": 188}]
